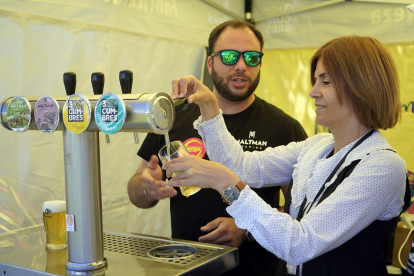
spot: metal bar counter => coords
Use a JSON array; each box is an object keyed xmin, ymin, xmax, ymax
[{"xmin": 0, "ymin": 226, "xmax": 238, "ymax": 276}]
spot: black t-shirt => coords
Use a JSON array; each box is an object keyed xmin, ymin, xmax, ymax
[{"xmin": 138, "ymin": 96, "xmax": 308, "ymax": 275}]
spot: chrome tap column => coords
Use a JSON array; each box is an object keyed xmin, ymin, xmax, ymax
[{"xmin": 63, "ymin": 129, "xmax": 106, "ymax": 271}]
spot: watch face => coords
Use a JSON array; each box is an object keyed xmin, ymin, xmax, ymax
[{"xmin": 223, "ymin": 186, "xmax": 240, "ymax": 203}]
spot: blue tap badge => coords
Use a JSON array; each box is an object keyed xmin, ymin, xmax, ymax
[{"xmin": 95, "ymin": 93, "xmax": 126, "ymax": 135}]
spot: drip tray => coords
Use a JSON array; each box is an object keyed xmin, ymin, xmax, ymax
[
  {"xmin": 0, "ymin": 229, "xmax": 238, "ymax": 276},
  {"xmin": 103, "ymin": 232, "xmax": 222, "ymax": 268}
]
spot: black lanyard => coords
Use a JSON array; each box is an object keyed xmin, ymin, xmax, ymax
[{"xmin": 296, "ymin": 129, "xmax": 375, "ymax": 221}]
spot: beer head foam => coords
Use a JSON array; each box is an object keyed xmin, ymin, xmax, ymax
[{"xmin": 43, "ymin": 200, "xmax": 66, "ymax": 213}]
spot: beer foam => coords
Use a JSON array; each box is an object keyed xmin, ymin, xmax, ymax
[{"xmin": 43, "ymin": 200, "xmax": 66, "ymax": 213}]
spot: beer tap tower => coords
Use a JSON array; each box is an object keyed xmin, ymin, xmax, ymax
[
  {"xmin": 63, "ymin": 71, "xmax": 106, "ymax": 271},
  {"xmin": 0, "ymin": 71, "xmax": 175, "ymax": 271},
  {"xmin": 0, "ymin": 72, "xmax": 237, "ymax": 276}
]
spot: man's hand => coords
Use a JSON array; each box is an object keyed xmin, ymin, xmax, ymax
[
  {"xmin": 127, "ymin": 155, "xmax": 177, "ymax": 209},
  {"xmin": 198, "ymin": 217, "xmax": 246, "ymax": 247},
  {"xmin": 141, "ymin": 155, "xmax": 177, "ymax": 200}
]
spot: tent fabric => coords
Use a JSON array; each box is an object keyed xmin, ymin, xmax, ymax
[
  {"xmin": 1, "ymin": 0, "xmax": 413, "ymax": 50},
  {"xmin": 256, "ymin": 1, "xmax": 414, "ymax": 49},
  {"xmin": 0, "ymin": 0, "xmax": 230, "ymax": 48},
  {"xmin": 0, "ymin": 0, "xmax": 413, "ymax": 254}
]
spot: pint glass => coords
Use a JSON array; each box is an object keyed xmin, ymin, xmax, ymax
[
  {"xmin": 43, "ymin": 200, "xmax": 67, "ymax": 250},
  {"xmin": 158, "ymin": 140, "xmax": 201, "ymax": 197}
]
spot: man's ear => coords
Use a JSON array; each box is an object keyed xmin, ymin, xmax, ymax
[{"xmin": 207, "ymin": 56, "xmax": 213, "ymax": 75}]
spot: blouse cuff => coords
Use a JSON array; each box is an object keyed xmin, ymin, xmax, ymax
[
  {"xmin": 193, "ymin": 109, "xmax": 223, "ymax": 130},
  {"xmin": 226, "ymin": 185, "xmax": 276, "ymax": 229}
]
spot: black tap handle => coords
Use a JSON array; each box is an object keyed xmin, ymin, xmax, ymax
[
  {"xmin": 63, "ymin": 72, "xmax": 76, "ymax": 96},
  {"xmin": 119, "ymin": 70, "xmax": 133, "ymax": 94},
  {"xmin": 91, "ymin": 72, "xmax": 105, "ymax": 95}
]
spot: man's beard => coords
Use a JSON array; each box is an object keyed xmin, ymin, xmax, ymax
[{"xmin": 211, "ymin": 65, "xmax": 260, "ymax": 102}]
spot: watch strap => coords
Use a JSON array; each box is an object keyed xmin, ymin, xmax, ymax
[{"xmin": 234, "ymin": 180, "xmax": 245, "ymax": 191}]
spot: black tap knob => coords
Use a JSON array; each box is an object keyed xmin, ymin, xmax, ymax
[
  {"xmin": 119, "ymin": 70, "xmax": 133, "ymax": 94},
  {"xmin": 91, "ymin": 72, "xmax": 105, "ymax": 95},
  {"xmin": 63, "ymin": 72, "xmax": 76, "ymax": 96}
]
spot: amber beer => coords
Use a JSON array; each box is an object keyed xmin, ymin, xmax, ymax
[
  {"xmin": 158, "ymin": 140, "xmax": 201, "ymax": 197},
  {"xmin": 43, "ymin": 200, "xmax": 67, "ymax": 250}
]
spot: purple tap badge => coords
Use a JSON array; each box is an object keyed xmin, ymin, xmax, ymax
[{"xmin": 34, "ymin": 96, "xmax": 60, "ymax": 133}]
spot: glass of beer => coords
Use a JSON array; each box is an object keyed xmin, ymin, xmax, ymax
[
  {"xmin": 158, "ymin": 140, "xmax": 201, "ymax": 197},
  {"xmin": 43, "ymin": 200, "xmax": 67, "ymax": 250}
]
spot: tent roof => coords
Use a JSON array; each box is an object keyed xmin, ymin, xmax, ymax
[{"xmin": 0, "ymin": 0, "xmax": 413, "ymax": 50}]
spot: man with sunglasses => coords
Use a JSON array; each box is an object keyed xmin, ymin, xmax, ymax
[{"xmin": 128, "ymin": 20, "xmax": 307, "ymax": 275}]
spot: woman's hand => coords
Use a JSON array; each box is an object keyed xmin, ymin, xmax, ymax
[
  {"xmin": 171, "ymin": 75, "xmax": 220, "ymax": 121},
  {"xmin": 162, "ymin": 155, "xmax": 240, "ymax": 194}
]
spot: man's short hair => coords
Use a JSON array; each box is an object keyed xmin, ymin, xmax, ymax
[
  {"xmin": 208, "ymin": 20, "xmax": 264, "ymax": 55},
  {"xmin": 310, "ymin": 35, "xmax": 401, "ymax": 130}
]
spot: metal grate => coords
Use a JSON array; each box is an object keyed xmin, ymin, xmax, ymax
[
  {"xmin": 148, "ymin": 245, "xmax": 197, "ymax": 260},
  {"xmin": 103, "ymin": 232, "xmax": 219, "ymax": 266}
]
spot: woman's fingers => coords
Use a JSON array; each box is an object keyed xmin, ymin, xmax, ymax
[
  {"xmin": 164, "ymin": 156, "xmax": 239, "ymax": 193},
  {"xmin": 171, "ymin": 75, "xmax": 197, "ymax": 99}
]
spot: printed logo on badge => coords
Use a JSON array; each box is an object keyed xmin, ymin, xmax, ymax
[{"xmin": 183, "ymin": 138, "xmax": 206, "ymax": 159}]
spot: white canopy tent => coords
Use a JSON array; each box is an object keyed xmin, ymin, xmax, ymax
[{"xmin": 0, "ymin": 0, "xmax": 413, "ymax": 254}]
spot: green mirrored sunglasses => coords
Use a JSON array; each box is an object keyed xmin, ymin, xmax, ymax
[{"xmin": 211, "ymin": 50, "xmax": 263, "ymax": 67}]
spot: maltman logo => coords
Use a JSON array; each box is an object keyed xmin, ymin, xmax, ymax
[
  {"xmin": 183, "ymin": 138, "xmax": 206, "ymax": 159},
  {"xmin": 238, "ymin": 130, "xmax": 268, "ymax": 150}
]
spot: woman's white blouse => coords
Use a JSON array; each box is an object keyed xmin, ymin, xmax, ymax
[{"xmin": 194, "ymin": 112, "xmax": 407, "ymax": 274}]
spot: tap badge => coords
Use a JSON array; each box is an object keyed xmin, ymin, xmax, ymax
[
  {"xmin": 183, "ymin": 138, "xmax": 205, "ymax": 159},
  {"xmin": 7, "ymin": 96, "xmax": 31, "ymax": 132},
  {"xmin": 95, "ymin": 93, "xmax": 126, "ymax": 135},
  {"xmin": 63, "ymin": 94, "xmax": 91, "ymax": 134},
  {"xmin": 34, "ymin": 96, "xmax": 59, "ymax": 133}
]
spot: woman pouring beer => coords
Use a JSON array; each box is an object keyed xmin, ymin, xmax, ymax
[{"xmin": 161, "ymin": 35, "xmax": 410, "ymax": 276}]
